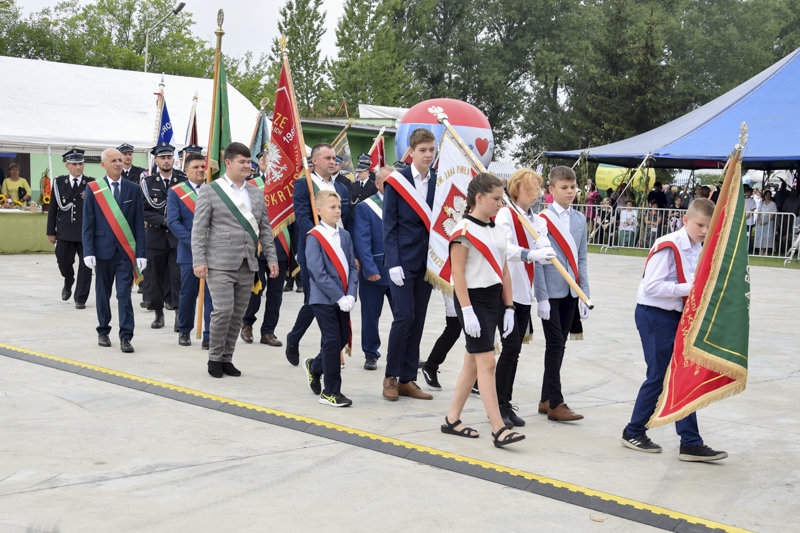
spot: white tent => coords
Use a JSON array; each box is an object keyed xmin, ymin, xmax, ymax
[{"xmin": 0, "ymin": 56, "xmax": 264, "ymax": 156}]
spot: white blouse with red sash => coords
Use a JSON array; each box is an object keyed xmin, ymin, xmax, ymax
[
  {"xmin": 496, "ymin": 205, "xmax": 549, "ymax": 305},
  {"xmin": 449, "ymin": 216, "xmax": 507, "ymax": 289}
]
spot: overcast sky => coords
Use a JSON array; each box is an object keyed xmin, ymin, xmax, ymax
[{"xmin": 18, "ymin": 0, "xmax": 345, "ymax": 62}]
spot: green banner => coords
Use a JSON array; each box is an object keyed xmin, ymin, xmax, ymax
[{"xmin": 209, "ymin": 55, "xmax": 232, "ymax": 180}]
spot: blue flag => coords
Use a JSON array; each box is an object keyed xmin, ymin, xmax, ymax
[
  {"xmin": 158, "ymin": 95, "xmax": 174, "ymax": 145},
  {"xmin": 250, "ymin": 112, "xmax": 269, "ymax": 164}
]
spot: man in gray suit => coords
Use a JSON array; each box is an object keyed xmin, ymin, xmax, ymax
[
  {"xmin": 192, "ymin": 142, "xmax": 279, "ymax": 378},
  {"xmin": 534, "ymin": 166, "xmax": 591, "ymax": 421}
]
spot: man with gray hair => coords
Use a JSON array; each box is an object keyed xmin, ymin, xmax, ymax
[{"xmin": 82, "ymin": 148, "xmax": 147, "ymax": 353}]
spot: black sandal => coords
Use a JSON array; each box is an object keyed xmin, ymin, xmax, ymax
[
  {"xmin": 492, "ymin": 426, "xmax": 525, "ymax": 448},
  {"xmin": 441, "ymin": 416, "xmax": 479, "ymax": 438}
]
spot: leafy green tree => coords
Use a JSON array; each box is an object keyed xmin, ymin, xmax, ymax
[{"xmin": 266, "ymin": 0, "xmax": 329, "ymax": 117}]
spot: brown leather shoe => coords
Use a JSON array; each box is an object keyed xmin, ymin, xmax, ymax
[
  {"xmin": 547, "ymin": 403, "xmax": 584, "ymax": 421},
  {"xmin": 382, "ymin": 376, "xmax": 399, "ymax": 401},
  {"xmin": 260, "ymin": 333, "xmax": 283, "ymax": 347},
  {"xmin": 397, "ymin": 381, "xmax": 433, "ymax": 400},
  {"xmin": 240, "ymin": 325, "xmax": 254, "ymax": 344},
  {"xmin": 538, "ymin": 400, "xmax": 549, "ymax": 415}
]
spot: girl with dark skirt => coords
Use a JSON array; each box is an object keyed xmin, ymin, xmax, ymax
[{"xmin": 441, "ymin": 173, "xmax": 525, "ymax": 448}]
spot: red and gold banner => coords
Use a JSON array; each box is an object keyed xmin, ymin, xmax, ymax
[
  {"xmin": 648, "ymin": 130, "xmax": 750, "ymax": 428},
  {"xmin": 264, "ymin": 63, "xmax": 303, "ymax": 235}
]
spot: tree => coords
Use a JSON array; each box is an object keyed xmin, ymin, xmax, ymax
[{"xmin": 267, "ymin": 0, "xmax": 329, "ymax": 117}]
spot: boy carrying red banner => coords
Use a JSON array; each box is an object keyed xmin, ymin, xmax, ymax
[{"xmin": 621, "ymin": 198, "xmax": 728, "ymax": 462}]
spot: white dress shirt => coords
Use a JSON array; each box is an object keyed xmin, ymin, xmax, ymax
[
  {"xmin": 410, "ymin": 163, "xmax": 431, "ymax": 200},
  {"xmin": 312, "ymin": 171, "xmax": 337, "ymax": 192},
  {"xmin": 319, "ymin": 220, "xmax": 340, "ymax": 246},
  {"xmin": 452, "ymin": 217, "xmax": 508, "ymax": 289},
  {"xmin": 222, "ymin": 174, "xmax": 252, "ymax": 212},
  {"xmin": 496, "ymin": 204, "xmax": 549, "ymax": 305},
  {"xmin": 376, "ymin": 191, "xmax": 383, "ymax": 201},
  {"xmin": 637, "ymin": 227, "xmax": 700, "ymax": 312},
  {"xmin": 551, "ymin": 201, "xmax": 573, "ymax": 226},
  {"xmin": 70, "ymin": 174, "xmax": 83, "ymax": 189}
]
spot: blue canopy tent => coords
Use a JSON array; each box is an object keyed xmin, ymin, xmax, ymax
[{"xmin": 546, "ymin": 46, "xmax": 800, "ymax": 171}]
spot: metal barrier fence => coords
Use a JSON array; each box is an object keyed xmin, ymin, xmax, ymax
[{"xmin": 534, "ymin": 202, "xmax": 797, "ymax": 260}]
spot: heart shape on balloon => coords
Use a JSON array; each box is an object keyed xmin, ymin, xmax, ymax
[{"xmin": 475, "ymin": 138, "xmax": 489, "ymax": 156}]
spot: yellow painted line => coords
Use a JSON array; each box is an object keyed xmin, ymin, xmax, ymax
[{"xmin": 1, "ymin": 342, "xmax": 753, "ymax": 533}]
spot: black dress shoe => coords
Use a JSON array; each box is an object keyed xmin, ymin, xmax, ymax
[
  {"xmin": 208, "ymin": 360, "xmax": 223, "ymax": 378},
  {"xmin": 75, "ymin": 302, "xmax": 86, "ymax": 310},
  {"xmin": 62, "ymin": 286, "xmax": 72, "ymax": 301},
  {"xmin": 165, "ymin": 301, "xmax": 174, "ymax": 311},
  {"xmin": 364, "ymin": 356, "xmax": 378, "ymax": 370},
  {"xmin": 120, "ymin": 339, "xmax": 134, "ymax": 353},
  {"xmin": 202, "ymin": 338, "xmax": 209, "ymax": 350},
  {"xmin": 178, "ymin": 332, "xmax": 191, "ymax": 346},
  {"xmin": 283, "ymin": 284, "xmax": 294, "ymax": 292},
  {"xmin": 173, "ymin": 314, "xmax": 179, "ymax": 333},
  {"xmin": 140, "ymin": 300, "xmax": 151, "ymax": 309},
  {"xmin": 295, "ymin": 286, "xmax": 303, "ymax": 293},
  {"xmin": 151, "ymin": 311, "xmax": 165, "ymax": 329},
  {"xmin": 285, "ymin": 342, "xmax": 300, "ymax": 366},
  {"xmin": 98, "ymin": 334, "xmax": 111, "ymax": 347},
  {"xmin": 221, "ymin": 362, "xmax": 241, "ymax": 376}
]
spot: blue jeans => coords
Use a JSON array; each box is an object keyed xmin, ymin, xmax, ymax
[{"xmin": 625, "ymin": 304, "xmax": 702, "ymax": 447}]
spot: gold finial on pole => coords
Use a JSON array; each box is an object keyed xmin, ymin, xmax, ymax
[
  {"xmin": 737, "ymin": 122, "xmax": 748, "ymax": 151},
  {"xmin": 280, "ymin": 35, "xmax": 288, "ymax": 53},
  {"xmin": 259, "ymin": 97, "xmax": 270, "ymax": 111},
  {"xmin": 215, "ymin": 9, "xmax": 225, "ymax": 49}
]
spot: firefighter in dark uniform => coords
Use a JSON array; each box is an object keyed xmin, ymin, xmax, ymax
[
  {"xmin": 141, "ymin": 142, "xmax": 186, "ymax": 329},
  {"xmin": 119, "ymin": 143, "xmax": 147, "ymax": 184},
  {"xmin": 46, "ymin": 148, "xmax": 95, "ymax": 309}
]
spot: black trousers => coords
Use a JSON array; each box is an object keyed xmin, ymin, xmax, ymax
[
  {"xmin": 147, "ymin": 246, "xmax": 180, "ymax": 312},
  {"xmin": 243, "ymin": 258, "xmax": 287, "ymax": 335},
  {"xmin": 424, "ymin": 315, "xmax": 461, "ymax": 371},
  {"xmin": 496, "ymin": 303, "xmax": 532, "ymax": 407},
  {"xmin": 55, "ymin": 239, "xmax": 92, "ymax": 304},
  {"xmin": 540, "ymin": 296, "xmax": 577, "ymax": 409}
]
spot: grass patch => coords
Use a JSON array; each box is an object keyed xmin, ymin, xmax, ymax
[{"xmin": 588, "ymin": 244, "xmax": 800, "ymax": 268}]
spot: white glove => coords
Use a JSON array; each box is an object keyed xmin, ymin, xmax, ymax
[
  {"xmin": 502, "ymin": 308, "xmax": 515, "ymax": 339},
  {"xmin": 527, "ymin": 247, "xmax": 557, "ymax": 265},
  {"xmin": 345, "ymin": 295, "xmax": 356, "ymax": 311},
  {"xmin": 579, "ymin": 301, "xmax": 590, "ymax": 321},
  {"xmin": 537, "ymin": 300, "xmax": 551, "ymax": 320},
  {"xmin": 83, "ymin": 256, "xmax": 96, "ymax": 270},
  {"xmin": 337, "ymin": 296, "xmax": 350, "ymax": 311},
  {"xmin": 389, "ymin": 266, "xmax": 405, "ymax": 286},
  {"xmin": 136, "ymin": 258, "xmax": 147, "ymax": 271},
  {"xmin": 461, "ymin": 305, "xmax": 481, "ymax": 338},
  {"xmin": 445, "ymin": 306, "xmax": 457, "ymax": 318},
  {"xmin": 534, "ymin": 235, "xmax": 551, "ymax": 249}
]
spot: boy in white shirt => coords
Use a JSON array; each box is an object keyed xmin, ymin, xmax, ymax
[{"xmin": 621, "ymin": 198, "xmax": 728, "ymax": 462}]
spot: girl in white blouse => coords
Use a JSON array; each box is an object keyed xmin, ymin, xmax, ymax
[{"xmin": 441, "ymin": 173, "xmax": 525, "ymax": 448}]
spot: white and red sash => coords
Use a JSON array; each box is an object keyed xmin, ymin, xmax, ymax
[
  {"xmin": 307, "ymin": 225, "xmax": 352, "ymax": 352},
  {"xmin": 385, "ymin": 171, "xmax": 432, "ymax": 231},
  {"xmin": 541, "ymin": 208, "xmax": 579, "ymax": 284},
  {"xmin": 643, "ymin": 238, "xmax": 690, "ymax": 304},
  {"xmin": 449, "ymin": 218, "xmax": 503, "ymax": 284},
  {"xmin": 506, "ymin": 206, "xmax": 535, "ymax": 287}
]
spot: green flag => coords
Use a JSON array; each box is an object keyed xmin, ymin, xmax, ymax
[{"xmin": 208, "ymin": 55, "xmax": 232, "ymax": 180}]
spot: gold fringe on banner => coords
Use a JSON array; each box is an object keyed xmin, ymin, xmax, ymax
[
  {"xmin": 424, "ymin": 268, "xmax": 454, "ymax": 296},
  {"xmin": 270, "ymin": 212, "xmax": 296, "ymax": 238}
]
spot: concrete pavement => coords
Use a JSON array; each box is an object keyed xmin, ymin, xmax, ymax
[{"xmin": 0, "ymin": 252, "xmax": 798, "ymax": 532}]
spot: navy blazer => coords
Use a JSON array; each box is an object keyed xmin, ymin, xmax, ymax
[
  {"xmin": 293, "ymin": 174, "xmax": 353, "ymax": 264},
  {"xmin": 305, "ymin": 225, "xmax": 358, "ymax": 305},
  {"xmin": 382, "ymin": 166, "xmax": 436, "ymax": 272},
  {"xmin": 165, "ymin": 183, "xmax": 199, "ymax": 265},
  {"xmin": 82, "ymin": 176, "xmax": 146, "ymax": 261},
  {"xmin": 353, "ymin": 196, "xmax": 389, "ymax": 286}
]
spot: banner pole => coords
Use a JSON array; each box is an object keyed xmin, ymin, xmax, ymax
[
  {"xmin": 428, "ymin": 106, "xmax": 593, "ymax": 309},
  {"xmin": 196, "ymin": 10, "xmax": 225, "ymax": 340},
  {"xmin": 281, "ymin": 36, "xmax": 318, "ymax": 226}
]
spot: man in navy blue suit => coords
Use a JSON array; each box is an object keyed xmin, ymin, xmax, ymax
[
  {"xmin": 381, "ymin": 128, "xmax": 438, "ymax": 400},
  {"xmin": 353, "ymin": 166, "xmax": 393, "ymax": 371},
  {"xmin": 285, "ymin": 143, "xmax": 354, "ymax": 366},
  {"xmin": 82, "ymin": 148, "xmax": 147, "ymax": 353},
  {"xmin": 166, "ymin": 152, "xmax": 212, "ymax": 349}
]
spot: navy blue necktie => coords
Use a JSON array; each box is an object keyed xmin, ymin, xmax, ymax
[{"xmin": 112, "ymin": 181, "xmax": 119, "ymax": 202}]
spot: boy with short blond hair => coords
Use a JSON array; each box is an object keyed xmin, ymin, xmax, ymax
[
  {"xmin": 621, "ymin": 198, "xmax": 727, "ymax": 462},
  {"xmin": 301, "ymin": 190, "xmax": 358, "ymax": 407}
]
